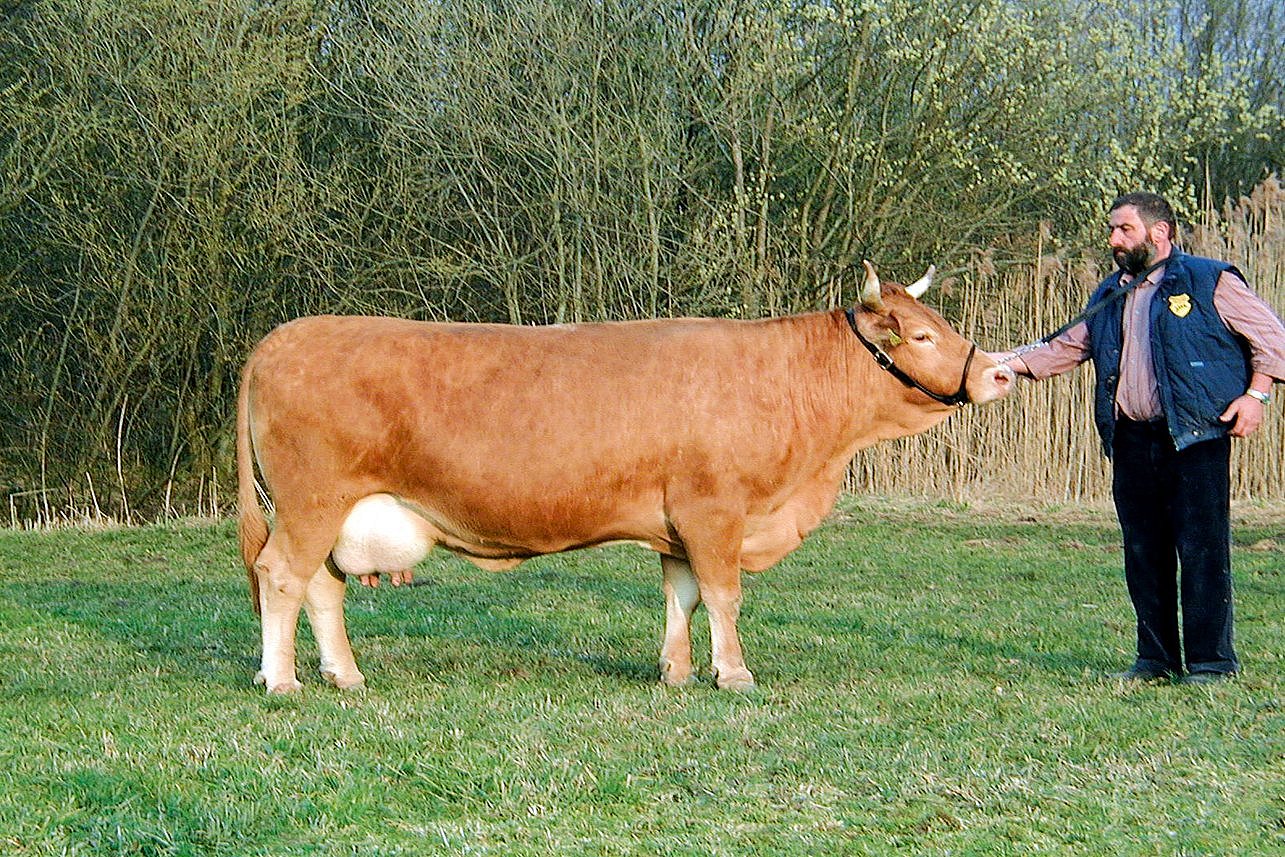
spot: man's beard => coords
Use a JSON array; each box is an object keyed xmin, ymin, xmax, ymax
[{"xmin": 1113, "ymin": 241, "xmax": 1155, "ymax": 275}]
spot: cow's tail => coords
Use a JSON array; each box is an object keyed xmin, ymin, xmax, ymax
[{"xmin": 236, "ymin": 361, "xmax": 268, "ymax": 616}]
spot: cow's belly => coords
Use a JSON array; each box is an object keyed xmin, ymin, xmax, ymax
[
  {"xmin": 330, "ymin": 488, "xmax": 831, "ymax": 578},
  {"xmin": 739, "ymin": 522, "xmax": 803, "ymax": 572},
  {"xmin": 329, "ymin": 493, "xmax": 660, "ymax": 575}
]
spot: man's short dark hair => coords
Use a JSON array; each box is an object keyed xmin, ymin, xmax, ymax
[{"xmin": 1110, "ymin": 192, "xmax": 1178, "ymax": 240}]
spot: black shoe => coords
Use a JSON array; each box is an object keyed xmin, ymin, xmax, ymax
[
  {"xmin": 1179, "ymin": 671, "xmax": 1235, "ymax": 685},
  {"xmin": 1109, "ymin": 666, "xmax": 1173, "ymax": 682}
]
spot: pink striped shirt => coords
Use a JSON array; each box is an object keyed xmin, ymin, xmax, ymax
[{"xmin": 1020, "ymin": 264, "xmax": 1285, "ymax": 419}]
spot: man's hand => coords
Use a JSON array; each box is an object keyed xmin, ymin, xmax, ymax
[
  {"xmin": 1219, "ymin": 395, "xmax": 1265, "ymax": 438},
  {"xmin": 985, "ymin": 351, "xmax": 1032, "ymax": 377}
]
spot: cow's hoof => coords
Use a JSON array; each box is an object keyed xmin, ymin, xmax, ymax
[
  {"xmin": 659, "ymin": 661, "xmax": 697, "ymax": 688},
  {"xmin": 255, "ymin": 671, "xmax": 303, "ymax": 694},
  {"xmin": 321, "ymin": 669, "xmax": 366, "ymax": 692},
  {"xmin": 713, "ymin": 668, "xmax": 756, "ymax": 693},
  {"xmin": 659, "ymin": 672, "xmax": 699, "ymax": 688},
  {"xmin": 266, "ymin": 681, "xmax": 304, "ymax": 695}
]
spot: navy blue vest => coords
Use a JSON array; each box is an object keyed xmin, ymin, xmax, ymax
[{"xmin": 1085, "ymin": 252, "xmax": 1251, "ymax": 455}]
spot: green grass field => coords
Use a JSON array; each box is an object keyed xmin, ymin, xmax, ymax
[{"xmin": 1, "ymin": 499, "xmax": 1282, "ymax": 856}]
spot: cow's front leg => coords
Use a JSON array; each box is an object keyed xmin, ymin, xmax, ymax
[
  {"xmin": 684, "ymin": 523, "xmax": 755, "ymax": 692},
  {"xmin": 701, "ymin": 578, "xmax": 754, "ymax": 692},
  {"xmin": 659, "ymin": 554, "xmax": 701, "ymax": 687},
  {"xmin": 304, "ymin": 563, "xmax": 365, "ymax": 690}
]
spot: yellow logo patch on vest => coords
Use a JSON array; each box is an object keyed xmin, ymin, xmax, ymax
[{"xmin": 1168, "ymin": 294, "xmax": 1192, "ymax": 318}]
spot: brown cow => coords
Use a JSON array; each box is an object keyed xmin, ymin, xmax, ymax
[{"xmin": 237, "ymin": 262, "xmax": 1013, "ymax": 693}]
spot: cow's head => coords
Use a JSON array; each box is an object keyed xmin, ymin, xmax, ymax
[{"xmin": 849, "ymin": 261, "xmax": 1013, "ymax": 406}]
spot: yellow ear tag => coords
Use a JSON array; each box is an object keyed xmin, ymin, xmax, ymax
[{"xmin": 887, "ymin": 332, "xmax": 903, "ymax": 346}]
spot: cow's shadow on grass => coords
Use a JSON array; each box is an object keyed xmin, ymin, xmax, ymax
[
  {"xmin": 1, "ymin": 542, "xmax": 669, "ymax": 692},
  {"xmin": 4, "ymin": 528, "xmax": 1104, "ymax": 694},
  {"xmin": 339, "ymin": 555, "xmax": 665, "ymax": 686},
  {"xmin": 3, "ymin": 568, "xmax": 1098, "ymax": 695}
]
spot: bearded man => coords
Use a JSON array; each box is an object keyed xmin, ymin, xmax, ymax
[{"xmin": 997, "ymin": 192, "xmax": 1285, "ymax": 684}]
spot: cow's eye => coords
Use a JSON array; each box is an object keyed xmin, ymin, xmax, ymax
[{"xmin": 910, "ymin": 331, "xmax": 933, "ymax": 343}]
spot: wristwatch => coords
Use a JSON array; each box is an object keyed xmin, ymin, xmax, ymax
[{"xmin": 1246, "ymin": 388, "xmax": 1271, "ymax": 404}]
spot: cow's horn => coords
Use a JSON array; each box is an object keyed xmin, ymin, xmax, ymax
[
  {"xmin": 860, "ymin": 260, "xmax": 884, "ymax": 310},
  {"xmin": 905, "ymin": 265, "xmax": 935, "ymax": 299}
]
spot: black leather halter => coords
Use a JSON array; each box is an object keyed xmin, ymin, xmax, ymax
[{"xmin": 844, "ymin": 307, "xmax": 976, "ymax": 407}]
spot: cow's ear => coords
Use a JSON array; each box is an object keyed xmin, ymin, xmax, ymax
[
  {"xmin": 851, "ymin": 303, "xmax": 904, "ymax": 347},
  {"xmin": 869, "ymin": 314, "xmax": 905, "ymax": 348},
  {"xmin": 854, "ymin": 260, "xmax": 906, "ymax": 345}
]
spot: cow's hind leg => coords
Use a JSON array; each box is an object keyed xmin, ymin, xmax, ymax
[
  {"xmin": 659, "ymin": 555, "xmax": 701, "ymax": 687},
  {"xmin": 254, "ymin": 523, "xmax": 340, "ymax": 694},
  {"xmin": 304, "ymin": 562, "xmax": 365, "ymax": 690}
]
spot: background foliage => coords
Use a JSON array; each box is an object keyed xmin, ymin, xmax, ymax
[{"xmin": 2, "ymin": 0, "xmax": 1283, "ymax": 521}]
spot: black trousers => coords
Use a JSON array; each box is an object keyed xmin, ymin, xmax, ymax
[{"xmin": 1110, "ymin": 418, "xmax": 1238, "ymax": 676}]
